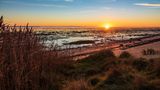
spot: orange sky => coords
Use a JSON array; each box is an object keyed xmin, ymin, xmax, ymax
[{"xmin": 1, "ymin": 0, "xmax": 160, "ymax": 27}]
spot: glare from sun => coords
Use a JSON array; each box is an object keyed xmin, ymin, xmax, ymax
[{"xmin": 104, "ymin": 24, "xmax": 111, "ymax": 29}]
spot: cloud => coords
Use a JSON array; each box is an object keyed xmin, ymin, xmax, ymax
[{"xmin": 135, "ymin": 3, "xmax": 160, "ymax": 7}]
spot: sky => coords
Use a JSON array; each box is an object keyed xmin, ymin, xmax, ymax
[{"xmin": 0, "ymin": 0, "xmax": 160, "ymax": 27}]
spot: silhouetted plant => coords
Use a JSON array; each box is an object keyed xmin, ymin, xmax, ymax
[
  {"xmin": 142, "ymin": 49, "xmax": 147, "ymax": 55},
  {"xmin": 88, "ymin": 49, "xmax": 115, "ymax": 61},
  {"xmin": 132, "ymin": 59, "xmax": 149, "ymax": 71},
  {"xmin": 89, "ymin": 78, "xmax": 100, "ymax": 86},
  {"xmin": 0, "ymin": 16, "xmax": 44, "ymax": 90},
  {"xmin": 142, "ymin": 49, "xmax": 157, "ymax": 55},
  {"xmin": 104, "ymin": 69, "xmax": 132, "ymax": 85},
  {"xmin": 0, "ymin": 16, "xmax": 3, "ymax": 27},
  {"xmin": 119, "ymin": 51, "xmax": 132, "ymax": 58},
  {"xmin": 0, "ymin": 16, "xmax": 73, "ymax": 90}
]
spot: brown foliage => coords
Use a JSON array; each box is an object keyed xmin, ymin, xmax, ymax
[{"xmin": 0, "ymin": 16, "xmax": 73, "ymax": 90}]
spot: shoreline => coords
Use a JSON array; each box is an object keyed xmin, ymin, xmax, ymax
[{"xmin": 62, "ymin": 34, "xmax": 160, "ymax": 60}]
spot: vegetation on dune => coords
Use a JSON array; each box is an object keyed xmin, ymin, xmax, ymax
[
  {"xmin": 66, "ymin": 49, "xmax": 160, "ymax": 90},
  {"xmin": 0, "ymin": 16, "xmax": 73, "ymax": 90},
  {"xmin": 142, "ymin": 48, "xmax": 159, "ymax": 55},
  {"xmin": 63, "ymin": 79, "xmax": 92, "ymax": 90},
  {"xmin": 0, "ymin": 16, "xmax": 160, "ymax": 90},
  {"xmin": 119, "ymin": 51, "xmax": 132, "ymax": 58}
]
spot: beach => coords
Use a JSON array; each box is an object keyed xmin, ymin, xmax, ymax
[{"xmin": 114, "ymin": 41, "xmax": 160, "ymax": 59}]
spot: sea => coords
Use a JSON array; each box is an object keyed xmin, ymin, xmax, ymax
[{"xmin": 32, "ymin": 26, "xmax": 160, "ymax": 50}]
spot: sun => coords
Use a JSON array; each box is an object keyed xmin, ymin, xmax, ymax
[{"xmin": 104, "ymin": 24, "xmax": 111, "ymax": 29}]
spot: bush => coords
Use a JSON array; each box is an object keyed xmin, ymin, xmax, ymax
[
  {"xmin": 0, "ymin": 16, "xmax": 44, "ymax": 90},
  {"xmin": 119, "ymin": 51, "xmax": 132, "ymax": 58},
  {"xmin": 142, "ymin": 49, "xmax": 157, "ymax": 55},
  {"xmin": 74, "ymin": 49, "xmax": 116, "ymax": 77},
  {"xmin": 0, "ymin": 16, "xmax": 72, "ymax": 90},
  {"xmin": 95, "ymin": 68, "xmax": 134, "ymax": 90},
  {"xmin": 89, "ymin": 78, "xmax": 100, "ymax": 86},
  {"xmin": 132, "ymin": 58, "xmax": 149, "ymax": 71},
  {"xmin": 133, "ymin": 76, "xmax": 158, "ymax": 90},
  {"xmin": 148, "ymin": 60, "xmax": 160, "ymax": 78},
  {"xmin": 84, "ymin": 49, "xmax": 115, "ymax": 61},
  {"xmin": 104, "ymin": 69, "xmax": 132, "ymax": 85}
]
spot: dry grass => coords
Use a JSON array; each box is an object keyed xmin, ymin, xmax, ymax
[
  {"xmin": 63, "ymin": 79, "xmax": 92, "ymax": 90},
  {"xmin": 0, "ymin": 16, "xmax": 73, "ymax": 90}
]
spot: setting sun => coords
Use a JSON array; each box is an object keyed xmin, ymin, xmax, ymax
[{"xmin": 104, "ymin": 24, "xmax": 111, "ymax": 29}]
